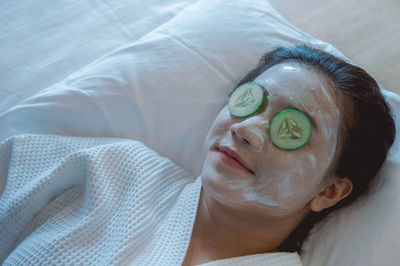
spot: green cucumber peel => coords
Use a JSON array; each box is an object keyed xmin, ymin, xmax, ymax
[
  {"xmin": 228, "ymin": 82, "xmax": 265, "ymax": 118},
  {"xmin": 269, "ymin": 109, "xmax": 312, "ymax": 151}
]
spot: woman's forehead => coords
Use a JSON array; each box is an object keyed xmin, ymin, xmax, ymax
[{"xmin": 253, "ymin": 62, "xmax": 340, "ymax": 112}]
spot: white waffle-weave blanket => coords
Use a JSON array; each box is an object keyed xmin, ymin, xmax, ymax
[{"xmin": 0, "ymin": 134, "xmax": 201, "ymax": 265}]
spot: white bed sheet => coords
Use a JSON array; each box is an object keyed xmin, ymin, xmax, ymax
[{"xmin": 0, "ymin": 0, "xmax": 195, "ymax": 114}]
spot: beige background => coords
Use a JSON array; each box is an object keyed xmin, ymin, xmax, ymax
[{"xmin": 269, "ymin": 0, "xmax": 400, "ymax": 94}]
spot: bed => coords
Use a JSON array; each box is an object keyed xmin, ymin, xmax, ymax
[{"xmin": 1, "ymin": 0, "xmax": 399, "ymax": 265}]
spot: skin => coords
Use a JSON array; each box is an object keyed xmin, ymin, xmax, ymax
[{"xmin": 182, "ymin": 61, "xmax": 353, "ymax": 266}]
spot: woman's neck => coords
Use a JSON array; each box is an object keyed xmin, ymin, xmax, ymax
[{"xmin": 182, "ymin": 187, "xmax": 307, "ymax": 266}]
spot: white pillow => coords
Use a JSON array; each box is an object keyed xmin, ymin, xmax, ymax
[{"xmin": 0, "ymin": 0, "xmax": 399, "ymax": 265}]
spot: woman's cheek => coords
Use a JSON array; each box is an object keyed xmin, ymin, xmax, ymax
[
  {"xmin": 282, "ymin": 153, "xmax": 318, "ymax": 194},
  {"xmin": 253, "ymin": 155, "xmax": 304, "ymax": 203}
]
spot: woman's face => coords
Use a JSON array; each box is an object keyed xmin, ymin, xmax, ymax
[{"xmin": 200, "ymin": 61, "xmax": 342, "ymax": 217}]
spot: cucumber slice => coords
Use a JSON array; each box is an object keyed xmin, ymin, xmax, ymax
[
  {"xmin": 269, "ymin": 109, "xmax": 312, "ymax": 150},
  {"xmin": 228, "ymin": 82, "xmax": 265, "ymax": 118}
]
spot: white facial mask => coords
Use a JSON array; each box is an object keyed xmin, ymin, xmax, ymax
[{"xmin": 201, "ymin": 61, "xmax": 341, "ymax": 217}]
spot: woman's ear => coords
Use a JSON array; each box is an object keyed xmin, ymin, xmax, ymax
[{"xmin": 309, "ymin": 177, "xmax": 353, "ymax": 212}]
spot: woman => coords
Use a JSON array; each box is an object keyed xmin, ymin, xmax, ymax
[
  {"xmin": 0, "ymin": 45, "xmax": 396, "ymax": 266},
  {"xmin": 182, "ymin": 45, "xmax": 396, "ymax": 265}
]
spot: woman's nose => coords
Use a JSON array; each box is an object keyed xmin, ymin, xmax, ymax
[{"xmin": 230, "ymin": 116, "xmax": 269, "ymax": 152}]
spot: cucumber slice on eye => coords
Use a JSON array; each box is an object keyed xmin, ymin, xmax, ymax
[
  {"xmin": 228, "ymin": 82, "xmax": 265, "ymax": 118},
  {"xmin": 269, "ymin": 109, "xmax": 312, "ymax": 151}
]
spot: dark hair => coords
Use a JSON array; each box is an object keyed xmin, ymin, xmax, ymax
[{"xmin": 234, "ymin": 45, "xmax": 396, "ymax": 254}]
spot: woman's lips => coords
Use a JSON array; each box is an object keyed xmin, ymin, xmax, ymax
[{"xmin": 217, "ymin": 147, "xmax": 254, "ymax": 175}]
